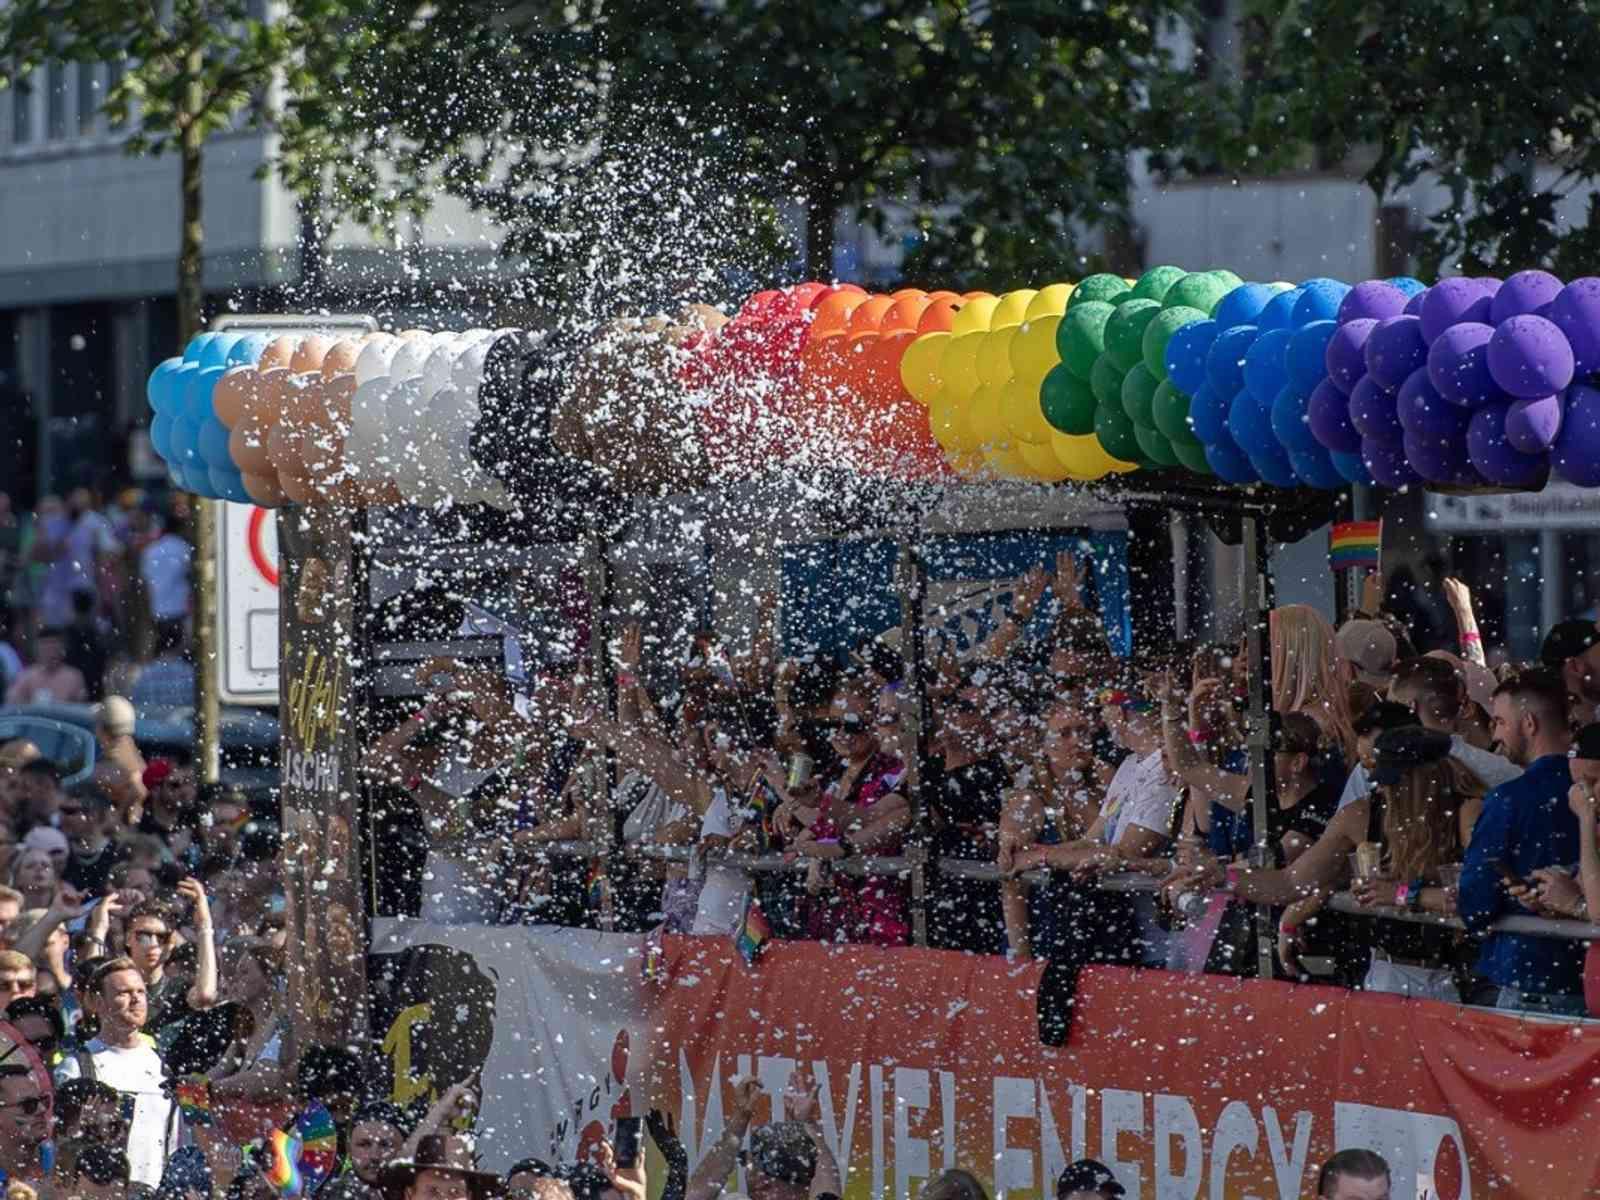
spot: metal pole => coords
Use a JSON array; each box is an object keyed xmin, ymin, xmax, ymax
[
  {"xmin": 583, "ymin": 528, "xmax": 617, "ymax": 932},
  {"xmin": 351, "ymin": 509, "xmax": 381, "ymax": 917},
  {"xmin": 194, "ymin": 499, "xmax": 221, "ymax": 786},
  {"xmin": 1241, "ymin": 511, "xmax": 1278, "ymax": 981},
  {"xmin": 895, "ymin": 538, "xmax": 930, "ymax": 948}
]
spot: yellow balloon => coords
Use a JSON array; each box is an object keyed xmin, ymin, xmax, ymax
[
  {"xmin": 1019, "ymin": 438, "xmax": 1072, "ymax": 481},
  {"xmin": 1004, "ymin": 378, "xmax": 1055, "ymax": 445},
  {"xmin": 976, "ymin": 327, "xmax": 1020, "ymax": 388},
  {"xmin": 990, "ymin": 289, "xmax": 1038, "ymax": 329},
  {"xmin": 1009, "ymin": 315, "xmax": 1063, "ymax": 383},
  {"xmin": 949, "ymin": 295, "xmax": 1000, "ymax": 335},
  {"xmin": 984, "ymin": 442, "xmax": 1037, "ymax": 481},
  {"xmin": 1051, "ymin": 429, "xmax": 1138, "ymax": 479},
  {"xmin": 928, "ymin": 393, "xmax": 966, "ymax": 452},
  {"xmin": 944, "ymin": 448, "xmax": 985, "ymax": 478},
  {"xmin": 899, "ymin": 332, "xmax": 951, "ymax": 406},
  {"xmin": 1025, "ymin": 284, "xmax": 1074, "ymax": 320},
  {"xmin": 965, "ymin": 382, "xmax": 1010, "ymax": 448},
  {"xmin": 939, "ymin": 331, "xmax": 987, "ymax": 403}
]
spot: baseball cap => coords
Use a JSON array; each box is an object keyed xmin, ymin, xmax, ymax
[
  {"xmin": 1541, "ymin": 618, "xmax": 1600, "ymax": 667},
  {"xmin": 745, "ymin": 1122, "xmax": 818, "ymax": 1187},
  {"xmin": 1336, "ymin": 620, "xmax": 1399, "ymax": 687},
  {"xmin": 142, "ymin": 758, "xmax": 175, "ymax": 790},
  {"xmin": 1056, "ymin": 1159, "xmax": 1125, "ymax": 1198},
  {"xmin": 1372, "ymin": 725, "xmax": 1454, "ymax": 785},
  {"xmin": 95, "ymin": 696, "xmax": 136, "ymax": 737},
  {"xmin": 22, "ymin": 826, "xmax": 68, "ymax": 857},
  {"xmin": 1423, "ymin": 650, "xmax": 1497, "ymax": 714}
]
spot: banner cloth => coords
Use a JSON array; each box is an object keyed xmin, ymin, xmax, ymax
[{"xmin": 368, "ymin": 922, "xmax": 1598, "ymax": 1198}]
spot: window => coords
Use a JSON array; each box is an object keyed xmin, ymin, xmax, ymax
[
  {"xmin": 11, "ymin": 74, "xmax": 32, "ymax": 145},
  {"xmin": 78, "ymin": 62, "xmax": 101, "ymax": 136}
]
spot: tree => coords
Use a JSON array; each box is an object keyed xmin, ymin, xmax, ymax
[
  {"xmin": 1164, "ymin": 0, "xmax": 1600, "ymax": 277},
  {"xmin": 277, "ymin": 0, "xmax": 1193, "ymax": 302}
]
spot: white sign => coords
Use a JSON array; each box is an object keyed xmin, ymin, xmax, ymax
[
  {"xmin": 216, "ymin": 500, "xmax": 279, "ymax": 705},
  {"xmin": 1425, "ymin": 482, "xmax": 1600, "ymax": 533}
]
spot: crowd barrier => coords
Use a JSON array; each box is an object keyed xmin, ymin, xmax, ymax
[{"xmin": 367, "ymin": 921, "xmax": 1600, "ymax": 1199}]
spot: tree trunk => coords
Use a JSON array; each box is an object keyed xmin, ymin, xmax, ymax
[
  {"xmin": 806, "ymin": 187, "xmax": 838, "ymax": 281},
  {"xmin": 177, "ymin": 83, "xmax": 205, "ymax": 340}
]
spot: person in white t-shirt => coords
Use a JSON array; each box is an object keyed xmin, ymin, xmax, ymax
[
  {"xmin": 138, "ymin": 528, "xmax": 192, "ymax": 625},
  {"xmin": 56, "ymin": 956, "xmax": 178, "ymax": 1190}
]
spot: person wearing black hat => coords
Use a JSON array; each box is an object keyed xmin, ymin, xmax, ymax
[
  {"xmin": 1055, "ymin": 1159, "xmax": 1125, "ymax": 1199},
  {"xmin": 1540, "ymin": 617, "xmax": 1600, "ymax": 719},
  {"xmin": 380, "ymin": 1134, "xmax": 506, "ymax": 1200},
  {"xmin": 683, "ymin": 1074, "xmax": 840, "ymax": 1200}
]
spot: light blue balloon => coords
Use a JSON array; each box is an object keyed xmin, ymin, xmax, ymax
[
  {"xmin": 1257, "ymin": 287, "xmax": 1305, "ymax": 334},
  {"xmin": 224, "ymin": 333, "xmax": 271, "ymax": 366},
  {"xmin": 183, "ymin": 365, "xmax": 228, "ymax": 424},
  {"xmin": 1330, "ymin": 448, "xmax": 1375, "ymax": 485},
  {"xmin": 1206, "ymin": 325, "xmax": 1260, "ymax": 397},
  {"xmin": 1243, "ymin": 327, "xmax": 1293, "ymax": 404},
  {"xmin": 150, "ymin": 413, "xmax": 177, "ymax": 462},
  {"xmin": 183, "ymin": 332, "xmax": 221, "ymax": 363},
  {"xmin": 1292, "ymin": 280, "xmax": 1350, "ymax": 328},
  {"xmin": 186, "ymin": 464, "xmax": 221, "ymax": 498},
  {"xmin": 1287, "ymin": 320, "xmax": 1337, "ymax": 393},
  {"xmin": 1166, "ymin": 319, "xmax": 1219, "ymax": 396},
  {"xmin": 198, "ymin": 416, "xmax": 234, "ymax": 469},
  {"xmin": 152, "ymin": 361, "xmax": 197, "ymax": 418},
  {"xmin": 209, "ymin": 466, "xmax": 251, "ymax": 503},
  {"xmin": 1290, "ymin": 443, "xmax": 1344, "ymax": 488},
  {"xmin": 171, "ymin": 412, "xmax": 206, "ymax": 470},
  {"xmin": 146, "ymin": 358, "xmax": 186, "ymax": 417},
  {"xmin": 197, "ymin": 334, "xmax": 244, "ymax": 370},
  {"xmin": 1212, "ymin": 283, "xmax": 1278, "ymax": 331},
  {"xmin": 1386, "ymin": 276, "xmax": 1427, "ymax": 298}
]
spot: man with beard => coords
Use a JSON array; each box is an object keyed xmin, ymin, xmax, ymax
[{"xmin": 320, "ymin": 1102, "xmax": 411, "ymax": 1200}]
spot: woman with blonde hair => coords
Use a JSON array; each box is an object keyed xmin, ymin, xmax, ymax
[{"xmin": 1270, "ymin": 604, "xmax": 1356, "ymax": 765}]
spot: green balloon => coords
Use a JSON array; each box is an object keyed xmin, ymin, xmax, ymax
[
  {"xmin": 1142, "ymin": 306, "xmax": 1208, "ymax": 379},
  {"xmin": 1068, "ymin": 274, "xmax": 1131, "ymax": 310},
  {"xmin": 1104, "ymin": 299, "xmax": 1162, "ymax": 372},
  {"xmin": 1041, "ymin": 365, "xmax": 1098, "ymax": 435},
  {"xmin": 1134, "ymin": 421, "xmax": 1180, "ymax": 467},
  {"xmin": 1089, "ymin": 353, "xmax": 1126, "ymax": 409},
  {"xmin": 1130, "ymin": 265, "xmax": 1188, "ymax": 304},
  {"xmin": 1204, "ymin": 269, "xmax": 1243, "ymax": 290},
  {"xmin": 1164, "ymin": 274, "xmax": 1232, "ymax": 316},
  {"xmin": 1151, "ymin": 379, "xmax": 1193, "ymax": 442},
  {"xmin": 1094, "ymin": 402, "xmax": 1143, "ymax": 463},
  {"xmin": 1057, "ymin": 302, "xmax": 1116, "ymax": 380},
  {"xmin": 1172, "ymin": 437, "xmax": 1213, "ymax": 475},
  {"xmin": 1121, "ymin": 364, "xmax": 1161, "ymax": 427}
]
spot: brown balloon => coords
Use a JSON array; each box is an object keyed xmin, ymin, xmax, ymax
[
  {"xmin": 278, "ymin": 472, "xmax": 319, "ymax": 505},
  {"xmin": 241, "ymin": 471, "xmax": 289, "ymax": 507},
  {"xmin": 259, "ymin": 336, "xmax": 299, "ymax": 371},
  {"xmin": 319, "ymin": 339, "xmax": 362, "ymax": 380},
  {"xmin": 268, "ymin": 373, "xmax": 323, "ymax": 480},
  {"xmin": 302, "ymin": 375, "xmax": 356, "ymax": 503},
  {"xmin": 289, "ymin": 335, "xmax": 332, "ymax": 374},
  {"xmin": 211, "ymin": 366, "xmax": 254, "ymax": 430},
  {"xmin": 229, "ymin": 366, "xmax": 289, "ymax": 475}
]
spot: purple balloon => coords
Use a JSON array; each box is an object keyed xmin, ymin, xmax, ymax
[
  {"xmin": 1467, "ymin": 402, "xmax": 1549, "ymax": 488},
  {"xmin": 1325, "ymin": 318, "xmax": 1378, "ymax": 394},
  {"xmin": 1397, "ymin": 367, "xmax": 1468, "ymax": 439},
  {"xmin": 1403, "ymin": 430, "xmax": 1472, "ymax": 485},
  {"xmin": 1548, "ymin": 278, "xmax": 1600, "ymax": 376},
  {"xmin": 1362, "ymin": 436, "xmax": 1422, "ymax": 488},
  {"xmin": 1474, "ymin": 276, "xmax": 1503, "ymax": 295},
  {"xmin": 1486, "ymin": 314, "xmax": 1575, "ymax": 399},
  {"xmin": 1489, "ymin": 269, "xmax": 1563, "ymax": 324},
  {"xmin": 1553, "ymin": 384, "xmax": 1600, "ymax": 487},
  {"xmin": 1348, "ymin": 376, "xmax": 1403, "ymax": 444},
  {"xmin": 1504, "ymin": 394, "xmax": 1564, "ymax": 454},
  {"xmin": 1308, "ymin": 378, "xmax": 1363, "ymax": 453},
  {"xmin": 1365, "ymin": 315, "xmax": 1428, "ymax": 389},
  {"xmin": 1428, "ymin": 322, "xmax": 1497, "ymax": 407},
  {"xmin": 1338, "ymin": 281, "xmax": 1408, "ymax": 325},
  {"xmin": 1420, "ymin": 277, "xmax": 1493, "ymax": 343},
  {"xmin": 1403, "ymin": 287, "xmax": 1428, "ymax": 316}
]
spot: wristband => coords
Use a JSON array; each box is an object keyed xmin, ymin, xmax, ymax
[
  {"xmin": 1393, "ymin": 881, "xmax": 1410, "ymax": 907},
  {"xmin": 1406, "ymin": 878, "xmax": 1427, "ymax": 913},
  {"xmin": 1186, "ymin": 728, "xmax": 1209, "ymax": 746},
  {"xmin": 1277, "ymin": 922, "xmax": 1298, "ymax": 938},
  {"xmin": 616, "ymin": 671, "xmax": 638, "ymax": 690},
  {"xmin": 1459, "ymin": 631, "xmax": 1481, "ymax": 645}
]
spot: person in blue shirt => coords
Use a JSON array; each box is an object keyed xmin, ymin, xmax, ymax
[{"xmin": 1459, "ymin": 668, "xmax": 1585, "ymax": 1014}]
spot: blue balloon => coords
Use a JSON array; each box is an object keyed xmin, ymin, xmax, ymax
[
  {"xmin": 150, "ymin": 413, "xmax": 177, "ymax": 462},
  {"xmin": 1257, "ymin": 288, "xmax": 1305, "ymax": 334},
  {"xmin": 209, "ymin": 466, "xmax": 251, "ymax": 504},
  {"xmin": 182, "ymin": 365, "xmax": 228, "ymax": 424},
  {"xmin": 1250, "ymin": 441, "xmax": 1299, "ymax": 487},
  {"xmin": 1270, "ymin": 385, "xmax": 1321, "ymax": 453},
  {"xmin": 1386, "ymin": 276, "xmax": 1427, "ymax": 298},
  {"xmin": 197, "ymin": 334, "xmax": 244, "ymax": 370},
  {"xmin": 1287, "ymin": 320, "xmax": 1337, "ymax": 393},
  {"xmin": 1291, "ymin": 280, "xmax": 1351, "ymax": 328},
  {"xmin": 1206, "ymin": 325, "xmax": 1260, "ymax": 397},
  {"xmin": 1213, "ymin": 283, "xmax": 1279, "ymax": 331},
  {"xmin": 149, "ymin": 360, "xmax": 195, "ymax": 417},
  {"xmin": 183, "ymin": 332, "xmax": 221, "ymax": 363},
  {"xmin": 1289, "ymin": 443, "xmax": 1344, "ymax": 489},
  {"xmin": 224, "ymin": 333, "xmax": 271, "ymax": 366},
  {"xmin": 1330, "ymin": 448, "xmax": 1374, "ymax": 485},
  {"xmin": 185, "ymin": 464, "xmax": 220, "ymax": 498},
  {"xmin": 171, "ymin": 412, "xmax": 206, "ymax": 470},
  {"xmin": 1204, "ymin": 430, "xmax": 1259, "ymax": 483},
  {"xmin": 1189, "ymin": 383, "xmax": 1232, "ymax": 445},
  {"xmin": 198, "ymin": 417, "xmax": 234, "ymax": 469},
  {"xmin": 1166, "ymin": 319, "xmax": 1219, "ymax": 396},
  {"xmin": 1244, "ymin": 328, "xmax": 1293, "ymax": 404},
  {"xmin": 1229, "ymin": 388, "xmax": 1277, "ymax": 457}
]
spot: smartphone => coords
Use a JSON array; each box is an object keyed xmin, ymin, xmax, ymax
[
  {"xmin": 1493, "ymin": 860, "xmax": 1528, "ymax": 890},
  {"xmin": 614, "ymin": 1116, "xmax": 644, "ymax": 1170}
]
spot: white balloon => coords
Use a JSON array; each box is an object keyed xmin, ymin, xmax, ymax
[
  {"xmin": 411, "ymin": 386, "xmax": 466, "ymax": 504},
  {"xmin": 380, "ymin": 377, "xmax": 427, "ymax": 493},
  {"xmin": 420, "ymin": 340, "xmax": 464, "ymax": 402},
  {"xmin": 452, "ymin": 341, "xmax": 492, "ymax": 394},
  {"xmin": 354, "ymin": 337, "xmax": 399, "ymax": 386},
  {"xmin": 460, "ymin": 327, "xmax": 492, "ymax": 342},
  {"xmin": 386, "ymin": 337, "xmax": 437, "ymax": 383},
  {"xmin": 346, "ymin": 378, "xmax": 391, "ymax": 481}
]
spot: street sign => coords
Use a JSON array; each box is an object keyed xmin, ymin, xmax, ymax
[
  {"xmin": 216, "ymin": 500, "xmax": 280, "ymax": 705},
  {"xmin": 1424, "ymin": 482, "xmax": 1600, "ymax": 533}
]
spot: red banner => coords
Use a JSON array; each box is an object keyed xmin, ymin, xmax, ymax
[{"xmin": 644, "ymin": 937, "xmax": 1598, "ymax": 1199}]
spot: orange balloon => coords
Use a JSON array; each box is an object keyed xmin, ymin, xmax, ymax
[
  {"xmin": 289, "ymin": 335, "xmax": 331, "ymax": 374},
  {"xmin": 925, "ymin": 290, "xmax": 961, "ymax": 304},
  {"xmin": 319, "ymin": 339, "xmax": 362, "ymax": 379},
  {"xmin": 962, "ymin": 290, "xmax": 994, "ymax": 301},
  {"xmin": 258, "ymin": 336, "xmax": 298, "ymax": 370},
  {"xmin": 843, "ymin": 332, "xmax": 881, "ymax": 393},
  {"xmin": 846, "ymin": 296, "xmax": 895, "ymax": 337},
  {"xmin": 241, "ymin": 471, "xmax": 288, "ymax": 507},
  {"xmin": 917, "ymin": 298, "xmax": 961, "ymax": 334},
  {"xmin": 809, "ymin": 291, "xmax": 870, "ymax": 342},
  {"xmin": 882, "ymin": 295, "xmax": 932, "ymax": 335},
  {"xmin": 861, "ymin": 330, "xmax": 914, "ymax": 406},
  {"xmin": 211, "ymin": 366, "xmax": 255, "ymax": 430},
  {"xmin": 228, "ymin": 367, "xmax": 289, "ymax": 475},
  {"xmin": 302, "ymin": 376, "xmax": 356, "ymax": 501},
  {"xmin": 268, "ymin": 373, "xmax": 322, "ymax": 478},
  {"xmin": 890, "ymin": 288, "xmax": 927, "ymax": 302},
  {"xmin": 806, "ymin": 283, "xmax": 865, "ymax": 310}
]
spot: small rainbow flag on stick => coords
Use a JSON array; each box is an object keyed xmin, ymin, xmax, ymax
[
  {"xmin": 585, "ymin": 860, "xmax": 607, "ymax": 911},
  {"xmin": 175, "ymin": 1077, "xmax": 214, "ymax": 1126},
  {"xmin": 262, "ymin": 1129, "xmax": 303, "ymax": 1196},
  {"xmin": 1329, "ymin": 520, "xmax": 1381, "ymax": 572},
  {"xmin": 734, "ymin": 893, "xmax": 772, "ymax": 967},
  {"xmin": 294, "ymin": 1101, "xmax": 339, "ymax": 1194}
]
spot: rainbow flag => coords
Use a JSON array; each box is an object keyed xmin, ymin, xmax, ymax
[
  {"xmin": 745, "ymin": 778, "xmax": 779, "ymax": 851},
  {"xmin": 733, "ymin": 893, "xmax": 772, "ymax": 967},
  {"xmin": 176, "ymin": 1076, "xmax": 213, "ymax": 1127},
  {"xmin": 262, "ymin": 1129, "xmax": 303, "ymax": 1196},
  {"xmin": 1329, "ymin": 520, "xmax": 1381, "ymax": 572},
  {"xmin": 295, "ymin": 1101, "xmax": 339, "ymax": 1194},
  {"xmin": 585, "ymin": 861, "xmax": 606, "ymax": 911}
]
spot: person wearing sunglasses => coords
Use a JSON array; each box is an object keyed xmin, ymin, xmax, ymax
[{"xmin": 0, "ymin": 1030, "xmax": 53, "ymax": 1187}]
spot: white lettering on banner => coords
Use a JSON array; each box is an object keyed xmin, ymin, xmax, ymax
[
  {"xmin": 992, "ymin": 1076, "xmax": 1035, "ymax": 1199},
  {"xmin": 1334, "ymin": 1103, "xmax": 1472, "ymax": 1200},
  {"xmin": 1037, "ymin": 1079, "xmax": 1085, "ymax": 1189},
  {"xmin": 283, "ymin": 747, "xmax": 340, "ymax": 793},
  {"xmin": 1264, "ymin": 1107, "xmax": 1314, "ymax": 1199},
  {"xmin": 1210, "ymin": 1101, "xmax": 1260, "ymax": 1198},
  {"xmin": 1102, "ymin": 1089, "xmax": 1144, "ymax": 1197},
  {"xmin": 939, "ymin": 1071, "xmax": 957, "ymax": 1174},
  {"xmin": 1155, "ymin": 1093, "xmax": 1203, "ymax": 1199},
  {"xmin": 893, "ymin": 1067, "xmax": 931, "ymax": 1200},
  {"xmin": 870, "ymin": 1065, "xmax": 886, "ymax": 1200},
  {"xmin": 813, "ymin": 1060, "xmax": 862, "ymax": 1186}
]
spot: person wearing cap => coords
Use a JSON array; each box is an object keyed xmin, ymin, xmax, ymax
[
  {"xmin": 380, "ymin": 1134, "xmax": 507, "ymax": 1200},
  {"xmin": 1336, "ymin": 620, "xmax": 1400, "ymax": 693},
  {"xmin": 1056, "ymin": 1159, "xmax": 1125, "ymax": 1199},
  {"xmin": 1541, "ymin": 616, "xmax": 1600, "ymax": 720},
  {"xmin": 59, "ymin": 778, "xmax": 126, "ymax": 897},
  {"xmin": 137, "ymin": 757, "xmax": 201, "ymax": 869},
  {"xmin": 684, "ymin": 1073, "xmax": 841, "ymax": 1200},
  {"xmin": 1459, "ymin": 668, "xmax": 1586, "ymax": 1014}
]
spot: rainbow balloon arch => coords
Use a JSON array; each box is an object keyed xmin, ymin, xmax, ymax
[{"xmin": 143, "ymin": 268, "xmax": 1600, "ymax": 509}]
